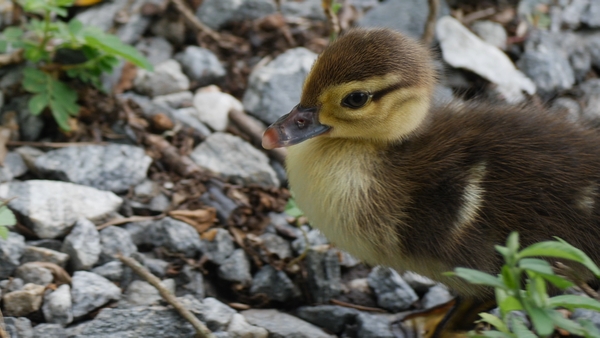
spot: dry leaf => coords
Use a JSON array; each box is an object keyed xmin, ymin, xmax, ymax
[
  {"xmin": 114, "ymin": 62, "xmax": 138, "ymax": 95},
  {"xmin": 400, "ymin": 299, "xmax": 459, "ymax": 338},
  {"xmin": 0, "ymin": 127, "xmax": 12, "ymax": 166},
  {"xmin": 169, "ymin": 208, "xmax": 217, "ymax": 234},
  {"xmin": 200, "ymin": 228, "xmax": 218, "ymax": 241}
]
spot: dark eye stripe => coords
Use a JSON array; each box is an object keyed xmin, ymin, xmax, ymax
[{"xmin": 372, "ymin": 81, "xmax": 410, "ymax": 101}]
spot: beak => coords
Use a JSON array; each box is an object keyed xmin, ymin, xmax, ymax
[{"xmin": 262, "ymin": 105, "xmax": 331, "ymax": 149}]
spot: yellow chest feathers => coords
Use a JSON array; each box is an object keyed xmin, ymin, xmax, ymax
[{"xmin": 286, "ymin": 138, "xmax": 404, "ymax": 266}]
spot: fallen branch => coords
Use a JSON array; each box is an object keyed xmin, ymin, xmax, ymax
[
  {"xmin": 228, "ymin": 109, "xmax": 287, "ymax": 163},
  {"xmin": 96, "ymin": 215, "xmax": 162, "ymax": 231},
  {"xmin": 422, "ymin": 0, "xmax": 439, "ymax": 45},
  {"xmin": 330, "ymin": 299, "xmax": 387, "ymax": 313},
  {"xmin": 7, "ymin": 141, "xmax": 107, "ymax": 148},
  {"xmin": 169, "ymin": 0, "xmax": 220, "ymax": 42},
  {"xmin": 118, "ymin": 254, "xmax": 215, "ymax": 338},
  {"xmin": 143, "ymin": 134, "xmax": 206, "ymax": 177}
]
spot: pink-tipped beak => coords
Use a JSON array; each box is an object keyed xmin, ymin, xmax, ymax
[{"xmin": 261, "ymin": 105, "xmax": 331, "ymax": 149}]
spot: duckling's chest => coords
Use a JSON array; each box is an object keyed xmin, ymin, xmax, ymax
[{"xmin": 286, "ymin": 139, "xmax": 403, "ymax": 265}]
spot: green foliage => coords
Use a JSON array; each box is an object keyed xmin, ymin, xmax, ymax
[
  {"xmin": 285, "ymin": 197, "xmax": 304, "ymax": 218},
  {"xmin": 0, "ymin": 0, "xmax": 152, "ymax": 131},
  {"xmin": 448, "ymin": 232, "xmax": 600, "ymax": 337},
  {"xmin": 0, "ymin": 204, "xmax": 16, "ymax": 240}
]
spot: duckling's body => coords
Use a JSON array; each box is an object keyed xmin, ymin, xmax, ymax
[{"xmin": 262, "ymin": 27, "xmax": 600, "ymax": 334}]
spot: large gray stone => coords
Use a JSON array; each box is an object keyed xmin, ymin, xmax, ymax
[
  {"xmin": 296, "ymin": 305, "xmax": 359, "ymax": 334},
  {"xmin": 135, "ymin": 37, "xmax": 174, "ymax": 66},
  {"xmin": 133, "ymin": 59, "xmax": 190, "ymax": 97},
  {"xmin": 259, "ymin": 232, "xmax": 292, "ymax": 260},
  {"xmin": 124, "ymin": 279, "xmax": 175, "ymax": 306},
  {"xmin": 517, "ymin": 50, "xmax": 574, "ymax": 98},
  {"xmin": 0, "ymin": 180, "xmax": 122, "ymax": 239},
  {"xmin": 218, "ymin": 249, "xmax": 252, "ymax": 285},
  {"xmin": 34, "ymin": 144, "xmax": 152, "ymax": 193},
  {"xmin": 33, "ymin": 323, "xmax": 67, "ymax": 338},
  {"xmin": 99, "ymin": 226, "xmax": 137, "ymax": 264},
  {"xmin": 175, "ymin": 47, "xmax": 226, "ymax": 86},
  {"xmin": 305, "ymin": 246, "xmax": 341, "ymax": 304},
  {"xmin": 0, "ymin": 152, "xmax": 27, "ymax": 183},
  {"xmin": 92, "ymin": 261, "xmax": 124, "ymax": 282},
  {"xmin": 243, "ymin": 47, "xmax": 317, "ymax": 124},
  {"xmin": 0, "ymin": 231, "xmax": 25, "ymax": 279},
  {"xmin": 367, "ymin": 266, "xmax": 418, "ymax": 312},
  {"xmin": 193, "ymin": 86, "xmax": 242, "ymax": 131},
  {"xmin": 250, "ymin": 265, "xmax": 300, "ymax": 302},
  {"xmin": 61, "ymin": 218, "xmax": 101, "ymax": 270},
  {"xmin": 191, "ymin": 132, "xmax": 279, "ymax": 187},
  {"xmin": 15, "ymin": 262, "xmax": 53, "ymax": 286},
  {"xmin": 74, "ymin": 0, "xmax": 128, "ymax": 31},
  {"xmin": 4, "ymin": 317, "xmax": 33, "ymax": 338},
  {"xmin": 582, "ymin": 0, "xmax": 600, "ymax": 27},
  {"xmin": 356, "ymin": 312, "xmax": 395, "ymax": 338},
  {"xmin": 471, "ymin": 20, "xmax": 507, "ymax": 50},
  {"xmin": 148, "ymin": 217, "xmax": 202, "ymax": 257},
  {"xmin": 71, "ymin": 271, "xmax": 121, "ymax": 318},
  {"xmin": 199, "ymin": 228, "xmax": 235, "ymax": 265},
  {"xmin": 436, "ymin": 16, "xmax": 535, "ymax": 103},
  {"xmin": 242, "ymin": 309, "xmax": 334, "ymax": 338},
  {"xmin": 358, "ymin": 0, "xmax": 449, "ymax": 38},
  {"xmin": 2, "ymin": 283, "xmax": 45, "ymax": 317},
  {"xmin": 20, "ymin": 245, "xmax": 69, "ymax": 268},
  {"xmin": 422, "ymin": 284, "xmax": 453, "ymax": 309},
  {"xmin": 43, "ymin": 284, "xmax": 73, "ymax": 325},
  {"xmin": 196, "ymin": 0, "xmax": 277, "ymax": 30},
  {"xmin": 201, "ymin": 297, "xmax": 237, "ymax": 331},
  {"xmin": 280, "ymin": 0, "xmax": 325, "ymax": 20},
  {"xmin": 227, "ymin": 313, "xmax": 268, "ymax": 338}
]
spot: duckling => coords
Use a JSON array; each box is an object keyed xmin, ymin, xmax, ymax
[{"xmin": 262, "ymin": 28, "xmax": 600, "ymax": 336}]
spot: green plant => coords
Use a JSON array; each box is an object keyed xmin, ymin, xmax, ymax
[
  {"xmin": 0, "ymin": 202, "xmax": 17, "ymax": 240},
  {"xmin": 0, "ymin": 0, "xmax": 152, "ymax": 130},
  {"xmin": 449, "ymin": 233, "xmax": 600, "ymax": 337}
]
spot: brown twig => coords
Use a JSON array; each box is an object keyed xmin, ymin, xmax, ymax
[
  {"xmin": 118, "ymin": 254, "xmax": 215, "ymax": 338},
  {"xmin": 422, "ymin": 0, "xmax": 439, "ymax": 45},
  {"xmin": 461, "ymin": 7, "xmax": 496, "ymax": 25},
  {"xmin": 0, "ymin": 308, "xmax": 8, "ymax": 338},
  {"xmin": 330, "ymin": 299, "xmax": 387, "ymax": 313},
  {"xmin": 143, "ymin": 133, "xmax": 206, "ymax": 177},
  {"xmin": 0, "ymin": 49, "xmax": 24, "ymax": 67},
  {"xmin": 96, "ymin": 215, "xmax": 163, "ymax": 231},
  {"xmin": 169, "ymin": 0, "xmax": 220, "ymax": 42},
  {"xmin": 7, "ymin": 141, "xmax": 107, "ymax": 148},
  {"xmin": 228, "ymin": 109, "xmax": 287, "ymax": 163},
  {"xmin": 322, "ymin": 0, "xmax": 341, "ymax": 40}
]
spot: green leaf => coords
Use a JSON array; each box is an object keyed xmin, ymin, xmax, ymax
[
  {"xmin": 28, "ymin": 93, "xmax": 49, "ymax": 115},
  {"xmin": 548, "ymin": 310, "xmax": 586, "ymax": 336},
  {"xmin": 49, "ymin": 100, "xmax": 72, "ymax": 130},
  {"xmin": 549, "ymin": 295, "xmax": 600, "ymax": 311},
  {"xmin": 3, "ymin": 27, "xmax": 24, "ymax": 40},
  {"xmin": 452, "ymin": 268, "xmax": 506, "ymax": 289},
  {"xmin": 580, "ymin": 319, "xmax": 600, "ymax": 338},
  {"xmin": 498, "ymin": 296, "xmax": 523, "ymax": 315},
  {"xmin": 519, "ymin": 258, "xmax": 553, "ymax": 275},
  {"xmin": 500, "ymin": 265, "xmax": 519, "ymax": 290},
  {"xmin": 510, "ymin": 315, "xmax": 537, "ymax": 338},
  {"xmin": 539, "ymin": 273, "xmax": 574, "ymax": 290},
  {"xmin": 518, "ymin": 240, "xmax": 600, "ymax": 277},
  {"xmin": 22, "ymin": 67, "xmax": 49, "ymax": 93},
  {"xmin": 0, "ymin": 226, "xmax": 8, "ymax": 240},
  {"xmin": 285, "ymin": 198, "xmax": 304, "ymax": 218},
  {"xmin": 67, "ymin": 19, "xmax": 83, "ymax": 37},
  {"xmin": 0, "ymin": 206, "xmax": 16, "ymax": 227},
  {"xmin": 469, "ymin": 331, "xmax": 513, "ymax": 338},
  {"xmin": 507, "ymin": 232, "xmax": 519, "ymax": 254},
  {"xmin": 477, "ymin": 313, "xmax": 510, "ymax": 334},
  {"xmin": 522, "ymin": 301, "xmax": 554, "ymax": 336},
  {"xmin": 82, "ymin": 28, "xmax": 152, "ymax": 70}
]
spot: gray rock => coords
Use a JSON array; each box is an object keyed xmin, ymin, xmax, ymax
[
  {"xmin": 133, "ymin": 59, "xmax": 190, "ymax": 97},
  {"xmin": 471, "ymin": 20, "xmax": 506, "ymax": 50},
  {"xmin": 202, "ymin": 297, "xmax": 237, "ymax": 331},
  {"xmin": 199, "ymin": 228, "xmax": 235, "ymax": 264},
  {"xmin": 243, "ymin": 47, "xmax": 317, "ymax": 124},
  {"xmin": 74, "ymin": 0, "xmax": 128, "ymax": 31},
  {"xmin": 0, "ymin": 231, "xmax": 25, "ymax": 278},
  {"xmin": 367, "ymin": 266, "xmax": 418, "ymax": 312},
  {"xmin": 91, "ymin": 261, "xmax": 124, "ymax": 282},
  {"xmin": 218, "ymin": 249, "xmax": 252, "ymax": 285},
  {"xmin": 259, "ymin": 232, "xmax": 293, "ymax": 259},
  {"xmin": 550, "ymin": 97, "xmax": 581, "ymax": 122},
  {"xmin": 176, "ymin": 265, "xmax": 205, "ymax": 299},
  {"xmin": 422, "ymin": 285, "xmax": 453, "ymax": 309},
  {"xmin": 4, "ymin": 317, "xmax": 33, "ymax": 338},
  {"xmin": 337, "ymin": 249, "xmax": 360, "ymax": 268},
  {"xmin": 579, "ymin": 79, "xmax": 600, "ymax": 119},
  {"xmin": 2, "ymin": 283, "xmax": 45, "ymax": 317},
  {"xmin": 27, "ymin": 239, "xmax": 62, "ymax": 251},
  {"xmin": 0, "ymin": 180, "xmax": 122, "ymax": 239},
  {"xmin": 125, "ymin": 279, "xmax": 175, "ymax": 306},
  {"xmin": 192, "ymin": 133, "xmax": 279, "ymax": 187},
  {"xmin": 436, "ymin": 16, "xmax": 535, "ymax": 103},
  {"xmin": 115, "ymin": 0, "xmax": 164, "ymax": 44},
  {"xmin": 196, "ymin": 0, "xmax": 277, "ymax": 30},
  {"xmin": 0, "ymin": 152, "xmax": 27, "ymax": 183},
  {"xmin": 401, "ymin": 271, "xmax": 436, "ymax": 294},
  {"xmin": 20, "ymin": 245, "xmax": 69, "ymax": 267},
  {"xmin": 135, "ymin": 37, "xmax": 173, "ymax": 66},
  {"xmin": 14, "ymin": 146, "xmax": 44, "ymax": 173},
  {"xmin": 227, "ymin": 313, "xmax": 268, "ymax": 338},
  {"xmin": 99, "ymin": 226, "xmax": 137, "ymax": 264},
  {"xmin": 15, "ymin": 262, "xmax": 53, "ymax": 286},
  {"xmin": 175, "ymin": 47, "xmax": 226, "ymax": 86},
  {"xmin": 133, "ymin": 179, "xmax": 161, "ymax": 200},
  {"xmin": 250, "ymin": 265, "xmax": 300, "ymax": 302},
  {"xmin": 34, "ymin": 144, "xmax": 152, "ymax": 193},
  {"xmin": 71, "ymin": 271, "xmax": 121, "ymax": 318},
  {"xmin": 43, "ymin": 284, "xmax": 73, "ymax": 325},
  {"xmin": 358, "ymin": 0, "xmax": 449, "ymax": 38},
  {"xmin": 280, "ymin": 0, "xmax": 325, "ymax": 20},
  {"xmin": 124, "ymin": 220, "xmax": 153, "ymax": 246},
  {"xmin": 242, "ymin": 309, "xmax": 334, "ymax": 338},
  {"xmin": 171, "ymin": 107, "xmax": 213, "ymax": 137},
  {"xmin": 560, "ymin": 0, "xmax": 588, "ymax": 28},
  {"xmin": 356, "ymin": 312, "xmax": 395, "ymax": 338},
  {"xmin": 268, "ymin": 212, "xmax": 301, "ymax": 238},
  {"xmin": 0, "ymin": 277, "xmax": 23, "ymax": 293},
  {"xmin": 193, "ymin": 86, "xmax": 242, "ymax": 131},
  {"xmin": 141, "ymin": 256, "xmax": 169, "ymax": 278},
  {"xmin": 152, "ymin": 91, "xmax": 194, "ymax": 109},
  {"xmin": 72, "ymin": 303, "xmax": 199, "ymax": 337},
  {"xmin": 296, "ymin": 305, "xmax": 359, "ymax": 334},
  {"xmin": 571, "ymin": 308, "xmax": 600, "ymax": 328},
  {"xmin": 305, "ymin": 246, "xmax": 341, "ymax": 304},
  {"xmin": 33, "ymin": 323, "xmax": 67, "ymax": 338},
  {"xmin": 61, "ymin": 218, "xmax": 101, "ymax": 271},
  {"xmin": 582, "ymin": 0, "xmax": 600, "ymax": 27},
  {"xmin": 291, "ymin": 228, "xmax": 329, "ymax": 254},
  {"xmin": 33, "ymin": 324, "xmax": 66, "ymax": 338},
  {"xmin": 148, "ymin": 217, "xmax": 202, "ymax": 257},
  {"xmin": 2, "ymin": 95, "xmax": 44, "ymax": 141}
]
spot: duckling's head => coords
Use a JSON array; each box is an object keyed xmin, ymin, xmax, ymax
[{"xmin": 262, "ymin": 28, "xmax": 436, "ymax": 149}]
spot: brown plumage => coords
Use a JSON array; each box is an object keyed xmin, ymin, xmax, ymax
[{"xmin": 262, "ymin": 28, "xmax": 600, "ymax": 335}]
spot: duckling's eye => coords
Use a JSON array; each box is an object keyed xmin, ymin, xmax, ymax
[{"xmin": 342, "ymin": 92, "xmax": 369, "ymax": 108}]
